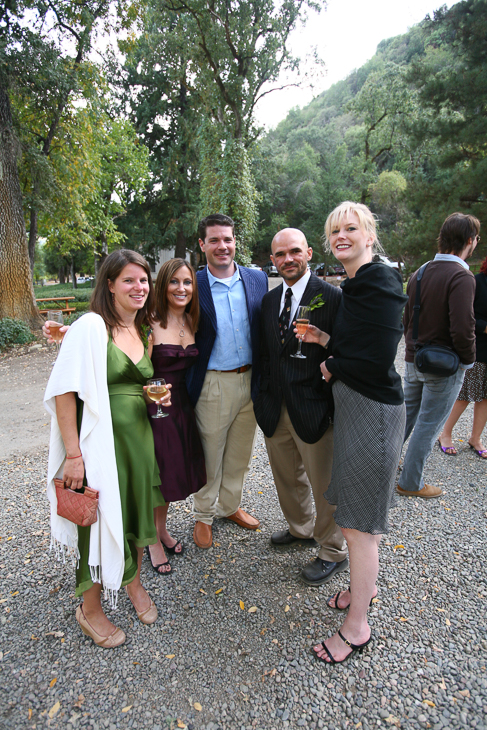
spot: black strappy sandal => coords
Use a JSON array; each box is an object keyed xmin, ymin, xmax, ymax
[
  {"xmin": 316, "ymin": 629, "xmax": 372, "ymax": 665},
  {"xmin": 160, "ymin": 538, "xmax": 184, "ymax": 556},
  {"xmin": 327, "ymin": 586, "xmax": 376, "ymax": 611},
  {"xmin": 145, "ymin": 546, "xmax": 172, "ymax": 575}
]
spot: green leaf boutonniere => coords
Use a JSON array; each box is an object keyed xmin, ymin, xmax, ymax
[{"xmin": 309, "ymin": 294, "xmax": 325, "ymax": 311}]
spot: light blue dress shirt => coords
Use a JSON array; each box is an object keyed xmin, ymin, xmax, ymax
[
  {"xmin": 434, "ymin": 253, "xmax": 470, "ymax": 270},
  {"xmin": 207, "ymin": 266, "xmax": 252, "ymax": 370}
]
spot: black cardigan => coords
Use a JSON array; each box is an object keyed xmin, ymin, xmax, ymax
[
  {"xmin": 326, "ymin": 262, "xmax": 407, "ymax": 405},
  {"xmin": 474, "ymin": 272, "xmax": 487, "ymax": 364}
]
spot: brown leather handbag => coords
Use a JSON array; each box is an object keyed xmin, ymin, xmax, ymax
[{"xmin": 54, "ymin": 478, "xmax": 99, "ymax": 527}]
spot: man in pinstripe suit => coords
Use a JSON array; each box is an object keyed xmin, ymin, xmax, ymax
[
  {"xmin": 186, "ymin": 214, "xmax": 268, "ymax": 549},
  {"xmin": 254, "ymin": 229, "xmax": 348, "ymax": 586}
]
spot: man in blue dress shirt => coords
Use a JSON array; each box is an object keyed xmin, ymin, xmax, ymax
[{"xmin": 186, "ymin": 214, "xmax": 268, "ymax": 548}]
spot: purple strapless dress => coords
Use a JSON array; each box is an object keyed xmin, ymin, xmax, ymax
[{"xmin": 148, "ymin": 343, "xmax": 206, "ymax": 502}]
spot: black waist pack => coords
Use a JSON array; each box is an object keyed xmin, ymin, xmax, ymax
[{"xmin": 414, "ymin": 344, "xmax": 460, "ymax": 377}]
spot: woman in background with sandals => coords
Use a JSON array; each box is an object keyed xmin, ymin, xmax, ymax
[{"xmin": 145, "ymin": 259, "xmax": 206, "ymax": 574}]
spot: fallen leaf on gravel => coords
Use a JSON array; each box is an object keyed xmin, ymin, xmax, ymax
[
  {"xmin": 46, "ymin": 631, "xmax": 64, "ymax": 638},
  {"xmin": 10, "ymin": 591, "xmax": 19, "ymax": 596},
  {"xmin": 393, "ymin": 545, "xmax": 404, "ymax": 552},
  {"xmin": 199, "ymin": 589, "xmax": 207, "ymax": 595},
  {"xmin": 239, "ymin": 601, "xmax": 245, "ymax": 610},
  {"xmin": 0, "ymin": 599, "xmax": 7, "ymax": 604},
  {"xmin": 48, "ymin": 701, "xmax": 60, "ymax": 719},
  {"xmin": 177, "ymin": 721, "xmax": 187, "ymax": 729},
  {"xmin": 74, "ymin": 695, "xmax": 85, "ymax": 708},
  {"xmin": 445, "ymin": 618, "xmax": 451, "ymax": 626},
  {"xmin": 436, "ymin": 608, "xmax": 446, "ymax": 612},
  {"xmin": 121, "ymin": 706, "xmax": 132, "ymax": 713},
  {"xmin": 384, "ymin": 716, "xmax": 400, "ymax": 726},
  {"xmin": 284, "ymin": 605, "xmax": 290, "ymax": 613},
  {"xmin": 194, "ymin": 702, "xmax": 202, "ymax": 711},
  {"xmin": 271, "ymin": 639, "xmax": 278, "ymax": 644},
  {"xmin": 49, "ymin": 586, "xmax": 60, "ymax": 595},
  {"xmin": 423, "ymin": 700, "xmax": 435, "ymax": 707},
  {"xmin": 270, "ymin": 616, "xmax": 275, "ymax": 624},
  {"xmin": 260, "ymin": 628, "xmax": 267, "ymax": 635},
  {"xmin": 459, "ymin": 689, "xmax": 470, "ymax": 697},
  {"xmin": 215, "ymin": 588, "xmax": 223, "ymax": 594},
  {"xmin": 166, "ymin": 654, "xmax": 175, "ymax": 659},
  {"xmin": 248, "ymin": 606, "xmax": 257, "ymax": 613},
  {"xmin": 371, "ymin": 598, "xmax": 379, "ymax": 603},
  {"xmin": 28, "ymin": 709, "xmax": 32, "ymax": 720},
  {"xmin": 49, "ymin": 678, "xmax": 57, "ymax": 688},
  {"xmin": 399, "ymin": 617, "xmax": 408, "ymax": 622},
  {"xmin": 31, "ymin": 635, "xmax": 39, "ymax": 640},
  {"xmin": 257, "ymin": 491, "xmax": 263, "ymax": 494}
]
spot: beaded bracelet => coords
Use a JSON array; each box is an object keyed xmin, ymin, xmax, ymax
[{"xmin": 66, "ymin": 454, "xmax": 82, "ymax": 460}]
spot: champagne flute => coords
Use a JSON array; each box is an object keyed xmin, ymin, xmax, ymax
[
  {"xmin": 291, "ymin": 305, "xmax": 310, "ymax": 359},
  {"xmin": 49, "ymin": 310, "xmax": 64, "ymax": 364},
  {"xmin": 147, "ymin": 378, "xmax": 169, "ymax": 418}
]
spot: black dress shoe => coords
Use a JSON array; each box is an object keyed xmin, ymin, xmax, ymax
[
  {"xmin": 271, "ymin": 529, "xmax": 318, "ymax": 547},
  {"xmin": 300, "ymin": 557, "xmax": 349, "ymax": 586}
]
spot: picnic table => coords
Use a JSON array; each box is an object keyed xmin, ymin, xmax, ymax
[{"xmin": 36, "ymin": 296, "xmax": 76, "ymax": 317}]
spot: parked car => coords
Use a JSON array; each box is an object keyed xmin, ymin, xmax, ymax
[
  {"xmin": 248, "ymin": 263, "xmax": 262, "ymax": 271},
  {"xmin": 314, "ymin": 263, "xmax": 345, "ymax": 277},
  {"xmin": 262, "ymin": 262, "xmax": 279, "ymax": 277},
  {"xmin": 373, "ymin": 254, "xmax": 404, "ymax": 271}
]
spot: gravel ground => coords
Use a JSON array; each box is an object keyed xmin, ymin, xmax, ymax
[{"xmin": 1, "ymin": 341, "xmax": 486, "ymax": 730}]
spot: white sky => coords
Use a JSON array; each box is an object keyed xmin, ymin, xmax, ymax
[{"xmin": 255, "ymin": 0, "xmax": 458, "ymax": 130}]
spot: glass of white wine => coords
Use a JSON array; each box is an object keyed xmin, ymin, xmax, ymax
[
  {"xmin": 49, "ymin": 310, "xmax": 64, "ymax": 364},
  {"xmin": 291, "ymin": 305, "xmax": 310, "ymax": 359},
  {"xmin": 147, "ymin": 378, "xmax": 169, "ymax": 418}
]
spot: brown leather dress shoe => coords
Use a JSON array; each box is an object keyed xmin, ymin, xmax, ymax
[
  {"xmin": 396, "ymin": 483, "xmax": 442, "ymax": 499},
  {"xmin": 193, "ymin": 521, "xmax": 213, "ymax": 548},
  {"xmin": 225, "ymin": 508, "xmax": 260, "ymax": 530}
]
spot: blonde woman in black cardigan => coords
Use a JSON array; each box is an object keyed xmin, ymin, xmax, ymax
[{"xmin": 299, "ymin": 202, "xmax": 407, "ymax": 665}]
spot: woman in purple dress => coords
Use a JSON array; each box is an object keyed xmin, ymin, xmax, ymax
[{"xmin": 146, "ymin": 259, "xmax": 207, "ymax": 574}]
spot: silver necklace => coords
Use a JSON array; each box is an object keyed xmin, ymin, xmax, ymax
[{"xmin": 170, "ymin": 313, "xmax": 186, "ymax": 338}]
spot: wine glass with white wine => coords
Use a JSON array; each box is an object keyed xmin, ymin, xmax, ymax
[
  {"xmin": 146, "ymin": 378, "xmax": 169, "ymax": 418},
  {"xmin": 49, "ymin": 310, "xmax": 64, "ymax": 364},
  {"xmin": 290, "ymin": 305, "xmax": 310, "ymax": 359}
]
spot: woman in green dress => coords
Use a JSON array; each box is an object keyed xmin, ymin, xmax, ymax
[{"xmin": 45, "ymin": 250, "xmax": 171, "ymax": 648}]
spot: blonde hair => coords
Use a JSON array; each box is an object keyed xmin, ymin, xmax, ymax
[{"xmin": 323, "ymin": 201, "xmax": 383, "ymax": 253}]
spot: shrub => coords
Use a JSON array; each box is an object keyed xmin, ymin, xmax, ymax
[
  {"xmin": 0, "ymin": 318, "xmax": 35, "ymax": 351},
  {"xmin": 65, "ymin": 312, "xmax": 85, "ymax": 325}
]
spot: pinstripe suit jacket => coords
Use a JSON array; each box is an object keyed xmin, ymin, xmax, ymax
[
  {"xmin": 254, "ymin": 274, "xmax": 342, "ymax": 444},
  {"xmin": 186, "ymin": 264, "xmax": 268, "ymax": 408}
]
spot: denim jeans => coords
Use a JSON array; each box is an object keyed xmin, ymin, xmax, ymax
[{"xmin": 399, "ymin": 362, "xmax": 466, "ymax": 492}]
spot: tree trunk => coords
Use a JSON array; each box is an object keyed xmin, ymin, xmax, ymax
[
  {"xmin": 174, "ymin": 228, "xmax": 187, "ymax": 259},
  {"xmin": 0, "ymin": 89, "xmax": 43, "ymax": 327},
  {"xmin": 71, "ymin": 259, "xmax": 77, "ymax": 289},
  {"xmin": 28, "ymin": 205, "xmax": 38, "ymax": 274},
  {"xmin": 58, "ymin": 266, "xmax": 66, "ymax": 284}
]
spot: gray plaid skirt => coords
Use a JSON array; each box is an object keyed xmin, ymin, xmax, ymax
[{"xmin": 324, "ymin": 380, "xmax": 406, "ymax": 535}]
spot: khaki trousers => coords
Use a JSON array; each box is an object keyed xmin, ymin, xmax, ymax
[
  {"xmin": 193, "ymin": 369, "xmax": 257, "ymax": 524},
  {"xmin": 264, "ymin": 402, "xmax": 347, "ymax": 562}
]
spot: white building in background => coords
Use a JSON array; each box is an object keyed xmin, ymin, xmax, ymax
[{"xmin": 153, "ymin": 247, "xmax": 176, "ymax": 275}]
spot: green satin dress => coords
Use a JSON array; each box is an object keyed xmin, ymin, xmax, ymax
[{"xmin": 75, "ymin": 338, "xmax": 165, "ymax": 596}]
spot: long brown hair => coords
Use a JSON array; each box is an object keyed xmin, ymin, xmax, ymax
[
  {"xmin": 90, "ymin": 249, "xmax": 155, "ymax": 337},
  {"xmin": 154, "ymin": 258, "xmax": 199, "ymax": 331}
]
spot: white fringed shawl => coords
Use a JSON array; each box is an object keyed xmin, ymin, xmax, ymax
[{"xmin": 44, "ymin": 312, "xmax": 124, "ymax": 606}]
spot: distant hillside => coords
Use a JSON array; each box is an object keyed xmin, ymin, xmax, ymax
[{"xmin": 253, "ymin": 0, "xmax": 486, "ymax": 270}]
